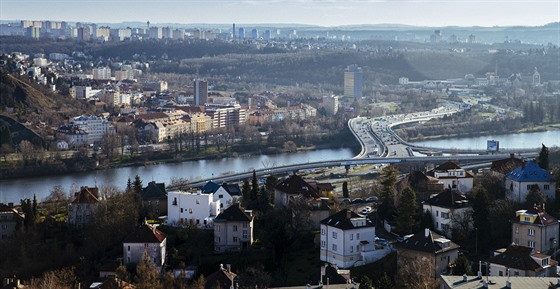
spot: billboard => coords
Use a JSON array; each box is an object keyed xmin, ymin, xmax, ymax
[{"xmin": 487, "ymin": 140, "xmax": 499, "ymax": 151}]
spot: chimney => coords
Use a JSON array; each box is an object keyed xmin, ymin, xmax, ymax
[
  {"xmin": 505, "ymin": 280, "xmax": 511, "ymax": 288},
  {"xmin": 462, "ymin": 274, "xmax": 467, "ymax": 282},
  {"xmin": 424, "ymin": 228, "xmax": 430, "ymax": 238},
  {"xmin": 226, "ymin": 264, "xmax": 231, "ymax": 273},
  {"xmin": 347, "ymin": 210, "xmax": 352, "ymax": 219},
  {"xmin": 220, "ymin": 264, "xmax": 224, "ymax": 270}
]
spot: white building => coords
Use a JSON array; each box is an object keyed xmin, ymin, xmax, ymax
[
  {"xmin": 68, "ymin": 186, "xmax": 100, "ymax": 227},
  {"xmin": 167, "ymin": 190, "xmax": 220, "ymax": 228},
  {"xmin": 505, "ymin": 161, "xmax": 556, "ymax": 203},
  {"xmin": 123, "ymin": 223, "xmax": 167, "ymax": 270},
  {"xmin": 322, "ymin": 95, "xmax": 339, "ymax": 116},
  {"xmin": 71, "ymin": 115, "xmax": 115, "ymax": 144},
  {"xmin": 320, "ymin": 209, "xmax": 385, "ymax": 268},
  {"xmin": 201, "ymin": 181, "xmax": 242, "ymax": 210},
  {"xmin": 422, "ymin": 190, "xmax": 471, "ymax": 237},
  {"xmin": 92, "ymin": 67, "xmax": 111, "ymax": 80},
  {"xmin": 214, "ymin": 204, "xmax": 254, "ymax": 253},
  {"xmin": 426, "ymin": 161, "xmax": 474, "ymax": 193}
]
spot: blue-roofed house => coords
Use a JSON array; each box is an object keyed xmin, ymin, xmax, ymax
[
  {"xmin": 505, "ymin": 161, "xmax": 556, "ymax": 203},
  {"xmin": 202, "ymin": 181, "xmax": 242, "ymax": 211}
]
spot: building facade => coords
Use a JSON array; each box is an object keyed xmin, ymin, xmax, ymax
[
  {"xmin": 123, "ymin": 223, "xmax": 166, "ymax": 269},
  {"xmin": 344, "ymin": 65, "xmax": 363, "ymax": 99},
  {"xmin": 214, "ymin": 204, "xmax": 254, "ymax": 253},
  {"xmin": 512, "ymin": 205, "xmax": 559, "ymax": 254},
  {"xmin": 319, "ymin": 209, "xmax": 378, "ymax": 268},
  {"xmin": 505, "ymin": 161, "xmax": 556, "ymax": 203},
  {"xmin": 488, "ymin": 245, "xmax": 557, "ymax": 277},
  {"xmin": 167, "ymin": 190, "xmax": 220, "ymax": 228},
  {"xmin": 68, "ymin": 186, "xmax": 100, "ymax": 227},
  {"xmin": 422, "ymin": 190, "xmax": 471, "ymax": 237}
]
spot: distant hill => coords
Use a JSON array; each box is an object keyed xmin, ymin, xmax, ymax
[{"xmin": 0, "ymin": 68, "xmax": 93, "ymax": 128}]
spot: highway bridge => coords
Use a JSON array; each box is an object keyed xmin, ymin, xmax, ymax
[{"xmin": 185, "ymin": 153, "xmax": 536, "ymax": 188}]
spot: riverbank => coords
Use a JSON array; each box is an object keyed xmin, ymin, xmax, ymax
[{"xmin": 402, "ymin": 122, "xmax": 560, "ymax": 142}]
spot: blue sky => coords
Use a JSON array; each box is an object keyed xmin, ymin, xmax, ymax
[{"xmin": 1, "ymin": 0, "xmax": 559, "ymax": 27}]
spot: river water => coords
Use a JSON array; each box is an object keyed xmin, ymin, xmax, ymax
[
  {"xmin": 0, "ymin": 148, "xmax": 355, "ymax": 204},
  {"xmin": 1, "ymin": 130, "xmax": 559, "ymax": 204}
]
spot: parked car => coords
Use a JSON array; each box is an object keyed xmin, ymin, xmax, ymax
[
  {"xmin": 340, "ymin": 198, "xmax": 351, "ymax": 204},
  {"xmin": 361, "ymin": 209, "xmax": 369, "ymax": 215},
  {"xmin": 365, "ymin": 196, "xmax": 378, "ymax": 203},
  {"xmin": 351, "ymin": 198, "xmax": 365, "ymax": 204}
]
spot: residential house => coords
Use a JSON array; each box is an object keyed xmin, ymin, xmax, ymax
[
  {"xmin": 394, "ymin": 228, "xmax": 460, "ymax": 278},
  {"xmin": 440, "ymin": 275, "xmax": 560, "ymax": 289},
  {"xmin": 320, "ymin": 209, "xmax": 387, "ymax": 268},
  {"xmin": 505, "ymin": 161, "xmax": 556, "ymax": 203},
  {"xmin": 512, "ymin": 205, "xmax": 559, "ymax": 254},
  {"xmin": 488, "ymin": 245, "xmax": 557, "ymax": 277},
  {"xmin": 123, "ymin": 223, "xmax": 166, "ymax": 269},
  {"xmin": 139, "ymin": 181, "xmax": 167, "ymax": 218},
  {"xmin": 422, "ymin": 190, "xmax": 471, "ymax": 238},
  {"xmin": 98, "ymin": 276, "xmax": 137, "ymax": 289},
  {"xmin": 274, "ymin": 174, "xmax": 320, "ymax": 208},
  {"xmin": 0, "ymin": 203, "xmax": 23, "ymax": 239},
  {"xmin": 68, "ymin": 186, "xmax": 101, "ymax": 227},
  {"xmin": 426, "ymin": 161, "xmax": 474, "ymax": 193},
  {"xmin": 167, "ymin": 190, "xmax": 220, "ymax": 228},
  {"xmin": 398, "ymin": 170, "xmax": 443, "ymax": 199},
  {"xmin": 214, "ymin": 204, "xmax": 253, "ymax": 253},
  {"xmin": 275, "ymin": 174, "xmax": 331, "ymax": 229},
  {"xmin": 205, "ymin": 264, "xmax": 237, "ymax": 289},
  {"xmin": 491, "ymin": 153, "xmax": 524, "ymax": 174},
  {"xmin": 202, "ymin": 181, "xmax": 242, "ymax": 211}
]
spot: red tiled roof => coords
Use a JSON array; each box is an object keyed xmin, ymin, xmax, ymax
[
  {"xmin": 123, "ymin": 224, "xmax": 166, "ymax": 244},
  {"xmin": 71, "ymin": 187, "xmax": 100, "ymax": 204}
]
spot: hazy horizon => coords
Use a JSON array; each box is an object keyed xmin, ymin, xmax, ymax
[{"xmin": 1, "ymin": 0, "xmax": 559, "ymax": 28}]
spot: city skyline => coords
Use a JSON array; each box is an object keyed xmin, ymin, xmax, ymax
[{"xmin": 1, "ymin": 0, "xmax": 559, "ymax": 28}]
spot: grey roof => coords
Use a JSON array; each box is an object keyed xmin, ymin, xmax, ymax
[{"xmin": 320, "ymin": 209, "xmax": 375, "ymax": 230}]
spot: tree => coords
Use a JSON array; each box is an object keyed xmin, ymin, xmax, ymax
[
  {"xmin": 472, "ymin": 187, "xmax": 491, "ymax": 251},
  {"xmin": 420, "ymin": 210, "xmax": 435, "ymax": 231},
  {"xmin": 376, "ymin": 272, "xmax": 394, "ymax": 289},
  {"xmin": 537, "ymin": 144, "xmax": 549, "ymax": 170},
  {"xmin": 358, "ymin": 276, "xmax": 373, "ymax": 289},
  {"xmin": 133, "ymin": 175, "xmax": 143, "ymax": 194},
  {"xmin": 241, "ymin": 179, "xmax": 251, "ymax": 208},
  {"xmin": 378, "ymin": 165, "xmax": 398, "ymax": 220},
  {"xmin": 44, "ymin": 185, "xmax": 70, "ymax": 215},
  {"xmin": 452, "ymin": 255, "xmax": 473, "ymax": 276},
  {"xmin": 342, "ymin": 181, "xmax": 349, "ymax": 199},
  {"xmin": 238, "ymin": 265, "xmax": 271, "ymax": 289},
  {"xmin": 526, "ymin": 186, "xmax": 546, "ymax": 207},
  {"xmin": 135, "ymin": 252, "xmax": 163, "ymax": 289},
  {"xmin": 396, "ymin": 257, "xmax": 439, "ymax": 289},
  {"xmin": 21, "ymin": 198, "xmax": 36, "ymax": 228},
  {"xmin": 396, "ymin": 187, "xmax": 418, "ymax": 235},
  {"xmin": 450, "ymin": 208, "xmax": 473, "ymax": 243},
  {"xmin": 251, "ymin": 170, "xmax": 259, "ymax": 202}
]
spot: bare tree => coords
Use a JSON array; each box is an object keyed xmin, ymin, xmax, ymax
[{"xmin": 396, "ymin": 257, "xmax": 439, "ymax": 289}]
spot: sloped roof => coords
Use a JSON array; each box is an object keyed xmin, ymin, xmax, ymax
[
  {"xmin": 100, "ymin": 276, "xmax": 136, "ymax": 289},
  {"xmin": 394, "ymin": 228, "xmax": 460, "ymax": 255},
  {"xmin": 275, "ymin": 174, "xmax": 319, "ymax": 198},
  {"xmin": 140, "ymin": 181, "xmax": 167, "ymax": 200},
  {"xmin": 215, "ymin": 205, "xmax": 252, "ymax": 222},
  {"xmin": 205, "ymin": 267, "xmax": 237, "ymax": 289},
  {"xmin": 506, "ymin": 161, "xmax": 554, "ymax": 182},
  {"xmin": 513, "ymin": 206, "xmax": 558, "ymax": 226},
  {"xmin": 222, "ymin": 184, "xmax": 241, "ymax": 196},
  {"xmin": 423, "ymin": 190, "xmax": 470, "ymax": 209},
  {"xmin": 123, "ymin": 224, "xmax": 166, "ymax": 244},
  {"xmin": 201, "ymin": 181, "xmax": 221, "ymax": 194},
  {"xmin": 320, "ymin": 209, "xmax": 375, "ymax": 230},
  {"xmin": 491, "ymin": 155, "xmax": 524, "ymax": 174},
  {"xmin": 488, "ymin": 245, "xmax": 553, "ymax": 271},
  {"xmin": 71, "ymin": 187, "xmax": 100, "ymax": 204}
]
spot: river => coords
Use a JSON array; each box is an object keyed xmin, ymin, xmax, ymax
[
  {"xmin": 1, "ymin": 129, "xmax": 559, "ymax": 204},
  {"xmin": 0, "ymin": 148, "xmax": 355, "ymax": 204}
]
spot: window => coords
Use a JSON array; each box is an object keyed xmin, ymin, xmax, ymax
[
  {"xmin": 180, "ymin": 208, "xmax": 183, "ymax": 213},
  {"xmin": 127, "ymin": 246, "xmax": 130, "ymax": 251},
  {"xmin": 528, "ymin": 241, "xmax": 535, "ymax": 248},
  {"xmin": 436, "ymin": 211, "xmax": 439, "ymax": 217},
  {"xmin": 524, "ymin": 217, "xmax": 530, "ymax": 222},
  {"xmin": 216, "ymin": 225, "xmax": 220, "ymax": 232},
  {"xmin": 515, "ymin": 226, "xmax": 519, "ymax": 234},
  {"xmin": 220, "ymin": 203, "xmax": 223, "ymax": 208},
  {"xmin": 189, "ymin": 208, "xmax": 193, "ymax": 214},
  {"xmin": 321, "ymin": 241, "xmax": 325, "ymax": 247},
  {"xmin": 350, "ymin": 234, "xmax": 353, "ymax": 240},
  {"xmin": 233, "ymin": 237, "xmax": 238, "ymax": 243},
  {"xmin": 233, "ymin": 225, "xmax": 238, "ymax": 232},
  {"xmin": 544, "ymin": 185, "xmax": 550, "ymax": 190},
  {"xmin": 144, "ymin": 243, "xmax": 149, "ymax": 248},
  {"xmin": 350, "ymin": 246, "xmax": 353, "ymax": 253},
  {"xmin": 332, "ymin": 232, "xmax": 337, "ymax": 239},
  {"xmin": 243, "ymin": 223, "xmax": 248, "ymax": 228},
  {"xmin": 528, "ymin": 229, "xmax": 535, "ymax": 236},
  {"xmin": 441, "ymin": 212, "xmax": 449, "ymax": 219},
  {"xmin": 442, "ymin": 224, "xmax": 450, "ymax": 231},
  {"xmin": 499, "ymin": 271, "xmax": 503, "ymax": 276},
  {"xmin": 196, "ymin": 219, "xmax": 200, "ymax": 224},
  {"xmin": 173, "ymin": 197, "xmax": 177, "ymax": 205},
  {"xmin": 356, "ymin": 233, "xmax": 360, "ymax": 240},
  {"xmin": 332, "ymin": 244, "xmax": 337, "ymax": 251},
  {"xmin": 542, "ymin": 258, "xmax": 549, "ymax": 266},
  {"xmin": 219, "ymin": 194, "xmax": 223, "ymax": 198},
  {"xmin": 514, "ymin": 271, "xmax": 519, "ymax": 276},
  {"xmin": 196, "ymin": 199, "xmax": 200, "ymax": 204},
  {"xmin": 242, "ymin": 230, "xmax": 248, "ymax": 239}
]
